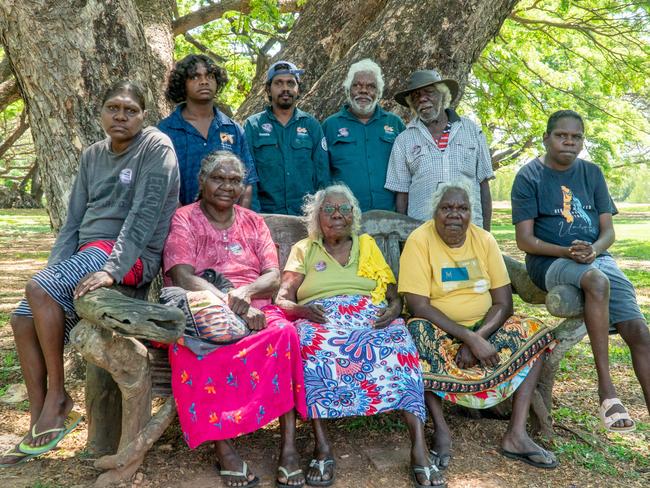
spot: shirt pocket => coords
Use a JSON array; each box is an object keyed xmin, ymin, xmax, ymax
[
  {"xmin": 291, "ymin": 136, "xmax": 313, "ymax": 153},
  {"xmin": 452, "ymin": 142, "xmax": 478, "ymax": 178},
  {"xmin": 329, "ymin": 135, "xmax": 358, "ymax": 167}
]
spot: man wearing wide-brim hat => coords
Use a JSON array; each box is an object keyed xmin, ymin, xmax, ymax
[{"xmin": 384, "ymin": 69, "xmax": 493, "ymax": 229}]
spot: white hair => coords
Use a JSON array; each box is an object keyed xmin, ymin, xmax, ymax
[
  {"xmin": 405, "ymin": 83, "xmax": 452, "ymax": 114},
  {"xmin": 430, "ymin": 181, "xmax": 473, "ymax": 217},
  {"xmin": 302, "ymin": 183, "xmax": 362, "ymax": 240},
  {"xmin": 342, "ymin": 58, "xmax": 384, "ymax": 99}
]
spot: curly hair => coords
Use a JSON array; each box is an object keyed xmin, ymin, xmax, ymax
[
  {"xmin": 302, "ymin": 183, "xmax": 362, "ymax": 240},
  {"xmin": 343, "ymin": 58, "xmax": 384, "ymax": 99},
  {"xmin": 165, "ymin": 54, "xmax": 228, "ymax": 104},
  {"xmin": 430, "ymin": 181, "xmax": 473, "ymax": 218}
]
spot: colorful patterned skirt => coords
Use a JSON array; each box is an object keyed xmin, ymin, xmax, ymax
[
  {"xmin": 170, "ymin": 305, "xmax": 307, "ymax": 448},
  {"xmin": 295, "ymin": 294, "xmax": 426, "ymax": 422},
  {"xmin": 407, "ymin": 315, "xmax": 555, "ymax": 409}
]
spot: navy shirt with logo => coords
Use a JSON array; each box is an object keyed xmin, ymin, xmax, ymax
[
  {"xmin": 322, "ymin": 105, "xmax": 405, "ymax": 211},
  {"xmin": 158, "ymin": 104, "xmax": 258, "ymax": 205},
  {"xmin": 244, "ymin": 107, "xmax": 329, "ymax": 215},
  {"xmin": 511, "ymin": 157, "xmax": 617, "ymax": 290}
]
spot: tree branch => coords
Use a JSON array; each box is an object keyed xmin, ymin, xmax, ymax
[
  {"xmin": 0, "ymin": 77, "xmax": 20, "ymax": 112},
  {"xmin": 183, "ymin": 33, "xmax": 227, "ymax": 62},
  {"xmin": 0, "ymin": 110, "xmax": 28, "ymax": 159},
  {"xmin": 172, "ymin": 0, "xmax": 301, "ymax": 36}
]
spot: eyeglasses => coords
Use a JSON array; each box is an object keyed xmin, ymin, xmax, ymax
[{"xmin": 320, "ymin": 203, "xmax": 353, "ymax": 215}]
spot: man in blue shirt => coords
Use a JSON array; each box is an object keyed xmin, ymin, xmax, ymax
[
  {"xmin": 322, "ymin": 59, "xmax": 405, "ymax": 211},
  {"xmin": 512, "ymin": 110, "xmax": 650, "ymax": 433},
  {"xmin": 244, "ymin": 61, "xmax": 329, "ymax": 215},
  {"xmin": 159, "ymin": 54, "xmax": 257, "ymax": 206}
]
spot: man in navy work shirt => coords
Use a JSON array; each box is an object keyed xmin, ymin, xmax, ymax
[
  {"xmin": 244, "ymin": 61, "xmax": 329, "ymax": 215},
  {"xmin": 512, "ymin": 109, "xmax": 650, "ymax": 433},
  {"xmin": 159, "ymin": 54, "xmax": 257, "ymax": 206},
  {"xmin": 322, "ymin": 59, "xmax": 405, "ymax": 211}
]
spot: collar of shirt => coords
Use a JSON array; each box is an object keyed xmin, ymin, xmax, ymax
[
  {"xmin": 407, "ymin": 108, "xmax": 460, "ymax": 142},
  {"xmin": 166, "ymin": 103, "xmax": 235, "ymax": 131},
  {"xmin": 263, "ymin": 106, "xmax": 309, "ymax": 126}
]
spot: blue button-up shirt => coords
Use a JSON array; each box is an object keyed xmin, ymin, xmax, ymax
[
  {"xmin": 158, "ymin": 104, "xmax": 258, "ymax": 205},
  {"xmin": 244, "ymin": 107, "xmax": 329, "ymax": 215},
  {"xmin": 323, "ymin": 104, "xmax": 405, "ymax": 211}
]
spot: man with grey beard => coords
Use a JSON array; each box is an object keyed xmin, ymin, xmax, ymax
[
  {"xmin": 385, "ymin": 70, "xmax": 493, "ymax": 229},
  {"xmin": 322, "ymin": 59, "xmax": 405, "ymax": 211}
]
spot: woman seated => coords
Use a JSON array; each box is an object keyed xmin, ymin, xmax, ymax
[
  {"xmin": 3, "ymin": 81, "xmax": 180, "ymax": 466},
  {"xmin": 162, "ymin": 151, "xmax": 307, "ymax": 488},
  {"xmin": 399, "ymin": 182, "xmax": 557, "ymax": 470},
  {"xmin": 276, "ymin": 184, "xmax": 443, "ymax": 488}
]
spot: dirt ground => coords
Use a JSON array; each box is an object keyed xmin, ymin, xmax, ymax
[{"xmin": 0, "ymin": 214, "xmax": 648, "ymax": 488}]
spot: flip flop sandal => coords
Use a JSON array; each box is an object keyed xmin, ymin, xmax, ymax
[
  {"xmin": 0, "ymin": 446, "xmax": 36, "ymax": 468},
  {"xmin": 429, "ymin": 450, "xmax": 452, "ymax": 470},
  {"xmin": 500, "ymin": 448, "xmax": 558, "ymax": 469},
  {"xmin": 277, "ymin": 466, "xmax": 304, "ymax": 488},
  {"xmin": 19, "ymin": 410, "xmax": 82, "ymax": 456},
  {"xmin": 411, "ymin": 461, "xmax": 446, "ymax": 488},
  {"xmin": 599, "ymin": 397, "xmax": 637, "ymax": 433},
  {"xmin": 217, "ymin": 460, "xmax": 260, "ymax": 488},
  {"xmin": 306, "ymin": 458, "xmax": 335, "ymax": 487}
]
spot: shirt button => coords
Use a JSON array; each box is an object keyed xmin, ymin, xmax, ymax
[{"xmin": 204, "ymin": 143, "xmax": 207, "ymax": 146}]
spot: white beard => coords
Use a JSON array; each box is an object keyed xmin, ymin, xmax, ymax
[{"xmin": 349, "ymin": 96, "xmax": 378, "ymax": 116}]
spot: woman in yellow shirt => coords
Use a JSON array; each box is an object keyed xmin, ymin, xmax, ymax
[
  {"xmin": 277, "ymin": 184, "xmax": 443, "ymax": 488},
  {"xmin": 400, "ymin": 182, "xmax": 557, "ymax": 471}
]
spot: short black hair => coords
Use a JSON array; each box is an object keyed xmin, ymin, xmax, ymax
[
  {"xmin": 101, "ymin": 80, "xmax": 146, "ymax": 110},
  {"xmin": 546, "ymin": 110, "xmax": 584, "ymax": 134},
  {"xmin": 165, "ymin": 54, "xmax": 228, "ymax": 104}
]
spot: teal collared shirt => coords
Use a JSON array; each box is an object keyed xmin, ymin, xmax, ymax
[
  {"xmin": 244, "ymin": 107, "xmax": 330, "ymax": 215},
  {"xmin": 322, "ymin": 104, "xmax": 405, "ymax": 211}
]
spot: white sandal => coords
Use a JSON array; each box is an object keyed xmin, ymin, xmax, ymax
[{"xmin": 599, "ymin": 397, "xmax": 636, "ymax": 433}]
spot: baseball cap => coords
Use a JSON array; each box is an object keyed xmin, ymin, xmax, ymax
[{"xmin": 266, "ymin": 61, "xmax": 304, "ymax": 83}]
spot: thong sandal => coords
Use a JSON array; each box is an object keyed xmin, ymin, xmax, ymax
[
  {"xmin": 412, "ymin": 461, "xmax": 446, "ymax": 488},
  {"xmin": 500, "ymin": 448, "xmax": 558, "ymax": 469},
  {"xmin": 277, "ymin": 465, "xmax": 304, "ymax": 488},
  {"xmin": 599, "ymin": 397, "xmax": 636, "ymax": 433},
  {"xmin": 430, "ymin": 449, "xmax": 452, "ymax": 470},
  {"xmin": 0, "ymin": 446, "xmax": 36, "ymax": 468},
  {"xmin": 217, "ymin": 460, "xmax": 260, "ymax": 488},
  {"xmin": 19, "ymin": 410, "xmax": 82, "ymax": 456},
  {"xmin": 306, "ymin": 458, "xmax": 335, "ymax": 487}
]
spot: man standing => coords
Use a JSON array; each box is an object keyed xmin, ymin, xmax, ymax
[
  {"xmin": 244, "ymin": 61, "xmax": 329, "ymax": 215},
  {"xmin": 322, "ymin": 59, "xmax": 405, "ymax": 212},
  {"xmin": 385, "ymin": 70, "xmax": 493, "ymax": 229},
  {"xmin": 512, "ymin": 110, "xmax": 650, "ymax": 432},
  {"xmin": 159, "ymin": 54, "xmax": 257, "ymax": 206}
]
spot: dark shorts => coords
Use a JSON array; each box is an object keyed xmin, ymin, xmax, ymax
[{"xmin": 545, "ymin": 255, "xmax": 644, "ymax": 332}]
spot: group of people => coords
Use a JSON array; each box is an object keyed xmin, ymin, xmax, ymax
[{"xmin": 2, "ymin": 53, "xmax": 649, "ymax": 488}]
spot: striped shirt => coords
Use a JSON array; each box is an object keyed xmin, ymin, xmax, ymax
[{"xmin": 384, "ymin": 109, "xmax": 493, "ymax": 225}]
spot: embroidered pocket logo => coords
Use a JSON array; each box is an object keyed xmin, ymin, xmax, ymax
[
  {"xmin": 220, "ymin": 132, "xmax": 234, "ymax": 144},
  {"xmin": 262, "ymin": 123, "xmax": 273, "ymax": 133},
  {"xmin": 119, "ymin": 168, "xmax": 132, "ymax": 184}
]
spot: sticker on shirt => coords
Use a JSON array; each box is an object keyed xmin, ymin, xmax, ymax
[
  {"xmin": 220, "ymin": 132, "xmax": 234, "ymax": 145},
  {"xmin": 228, "ymin": 243, "xmax": 243, "ymax": 255},
  {"xmin": 314, "ymin": 260, "xmax": 327, "ymax": 272},
  {"xmin": 411, "ymin": 145, "xmax": 422, "ymax": 156},
  {"xmin": 296, "ymin": 127, "xmax": 309, "ymax": 137},
  {"xmin": 119, "ymin": 168, "xmax": 132, "ymax": 185},
  {"xmin": 262, "ymin": 123, "xmax": 273, "ymax": 133},
  {"xmin": 557, "ymin": 185, "xmax": 594, "ymax": 237},
  {"xmin": 440, "ymin": 258, "xmax": 488, "ymax": 293},
  {"xmin": 321, "ymin": 137, "xmax": 328, "ymax": 151},
  {"xmin": 337, "ymin": 127, "xmax": 349, "ymax": 138},
  {"xmin": 384, "ymin": 125, "xmax": 395, "ymax": 134}
]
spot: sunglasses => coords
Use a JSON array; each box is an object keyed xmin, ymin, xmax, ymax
[{"xmin": 320, "ymin": 203, "xmax": 353, "ymax": 215}]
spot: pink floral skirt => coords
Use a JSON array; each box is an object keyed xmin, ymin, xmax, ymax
[{"xmin": 170, "ymin": 305, "xmax": 307, "ymax": 448}]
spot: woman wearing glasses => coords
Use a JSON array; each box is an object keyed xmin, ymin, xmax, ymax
[{"xmin": 276, "ymin": 184, "xmax": 443, "ymax": 488}]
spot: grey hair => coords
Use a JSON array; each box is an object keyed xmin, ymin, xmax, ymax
[
  {"xmin": 198, "ymin": 150, "xmax": 246, "ymax": 186},
  {"xmin": 430, "ymin": 181, "xmax": 473, "ymax": 217},
  {"xmin": 405, "ymin": 83, "xmax": 452, "ymax": 114},
  {"xmin": 302, "ymin": 183, "xmax": 362, "ymax": 240},
  {"xmin": 343, "ymin": 58, "xmax": 384, "ymax": 99}
]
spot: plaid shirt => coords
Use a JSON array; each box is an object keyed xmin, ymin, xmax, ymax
[{"xmin": 384, "ymin": 109, "xmax": 493, "ymax": 225}]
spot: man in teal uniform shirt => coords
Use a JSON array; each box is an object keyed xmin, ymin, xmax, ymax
[
  {"xmin": 244, "ymin": 61, "xmax": 329, "ymax": 215},
  {"xmin": 322, "ymin": 59, "xmax": 405, "ymax": 211}
]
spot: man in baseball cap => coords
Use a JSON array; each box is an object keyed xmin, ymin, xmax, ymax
[
  {"xmin": 245, "ymin": 61, "xmax": 329, "ymax": 215},
  {"xmin": 385, "ymin": 69, "xmax": 494, "ymax": 229}
]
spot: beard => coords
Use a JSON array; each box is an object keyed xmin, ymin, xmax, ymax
[
  {"xmin": 348, "ymin": 95, "xmax": 378, "ymax": 116},
  {"xmin": 275, "ymin": 92, "xmax": 296, "ymax": 109},
  {"xmin": 417, "ymin": 98, "xmax": 444, "ymax": 123}
]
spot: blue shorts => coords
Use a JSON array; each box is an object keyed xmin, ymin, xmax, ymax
[{"xmin": 545, "ymin": 255, "xmax": 644, "ymax": 332}]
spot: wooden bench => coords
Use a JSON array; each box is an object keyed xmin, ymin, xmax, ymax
[{"xmin": 69, "ymin": 210, "xmax": 586, "ymax": 487}]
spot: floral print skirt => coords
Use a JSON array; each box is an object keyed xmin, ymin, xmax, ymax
[
  {"xmin": 296, "ymin": 294, "xmax": 427, "ymax": 422},
  {"xmin": 407, "ymin": 315, "xmax": 555, "ymax": 409}
]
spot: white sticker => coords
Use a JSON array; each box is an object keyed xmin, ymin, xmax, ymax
[{"xmin": 119, "ymin": 168, "xmax": 132, "ymax": 184}]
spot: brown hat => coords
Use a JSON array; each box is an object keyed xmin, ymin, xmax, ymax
[{"xmin": 394, "ymin": 69, "xmax": 459, "ymax": 107}]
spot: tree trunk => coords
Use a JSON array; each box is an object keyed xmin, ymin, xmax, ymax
[
  {"xmin": 238, "ymin": 0, "xmax": 519, "ymax": 120},
  {"xmin": 0, "ymin": 0, "xmax": 175, "ymax": 230}
]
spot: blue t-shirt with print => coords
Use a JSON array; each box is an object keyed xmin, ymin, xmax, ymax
[{"xmin": 511, "ymin": 157, "xmax": 617, "ymax": 290}]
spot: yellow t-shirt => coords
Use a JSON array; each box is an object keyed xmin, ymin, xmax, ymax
[
  {"xmin": 284, "ymin": 234, "xmax": 376, "ymax": 304},
  {"xmin": 398, "ymin": 221, "xmax": 510, "ymax": 326}
]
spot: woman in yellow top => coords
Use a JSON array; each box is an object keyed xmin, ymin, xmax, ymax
[
  {"xmin": 400, "ymin": 182, "xmax": 557, "ymax": 471},
  {"xmin": 277, "ymin": 184, "xmax": 443, "ymax": 488}
]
